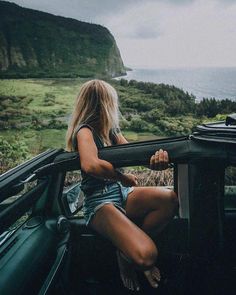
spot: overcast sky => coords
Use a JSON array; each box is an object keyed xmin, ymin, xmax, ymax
[{"xmin": 8, "ymin": 0, "xmax": 236, "ymax": 68}]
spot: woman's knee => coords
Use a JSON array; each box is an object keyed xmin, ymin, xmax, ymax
[
  {"xmin": 160, "ymin": 189, "xmax": 179, "ymax": 217},
  {"xmin": 169, "ymin": 190, "xmax": 178, "ymax": 205},
  {"xmin": 164, "ymin": 189, "xmax": 178, "ymax": 208},
  {"xmin": 132, "ymin": 242, "xmax": 158, "ymax": 270}
]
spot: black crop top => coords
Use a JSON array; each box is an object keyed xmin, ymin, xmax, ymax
[{"xmin": 72, "ymin": 124, "xmax": 120, "ymax": 194}]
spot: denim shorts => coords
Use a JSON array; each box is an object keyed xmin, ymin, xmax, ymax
[{"xmin": 82, "ymin": 182, "xmax": 134, "ymax": 226}]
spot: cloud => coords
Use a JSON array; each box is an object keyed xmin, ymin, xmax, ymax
[
  {"xmin": 106, "ymin": 0, "xmax": 236, "ymax": 67},
  {"xmin": 8, "ymin": 0, "xmax": 145, "ymax": 23},
  {"xmin": 161, "ymin": 0, "xmax": 195, "ymax": 5},
  {"xmin": 8, "ymin": 0, "xmax": 198, "ymax": 22},
  {"xmin": 219, "ymin": 0, "xmax": 236, "ymax": 3},
  {"xmin": 130, "ymin": 26, "xmax": 162, "ymax": 39}
]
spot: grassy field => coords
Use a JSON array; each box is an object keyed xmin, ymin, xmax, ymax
[
  {"xmin": 0, "ymin": 78, "xmax": 160, "ymax": 156},
  {"xmin": 0, "ymin": 78, "xmax": 87, "ymax": 117}
]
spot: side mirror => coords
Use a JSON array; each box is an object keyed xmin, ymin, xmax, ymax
[{"xmin": 62, "ymin": 182, "xmax": 84, "ymax": 216}]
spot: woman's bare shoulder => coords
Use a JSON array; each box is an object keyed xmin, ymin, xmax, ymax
[{"xmin": 76, "ymin": 126, "xmax": 94, "ymax": 140}]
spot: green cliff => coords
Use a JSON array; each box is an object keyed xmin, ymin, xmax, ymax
[{"xmin": 0, "ymin": 1, "xmax": 126, "ymax": 78}]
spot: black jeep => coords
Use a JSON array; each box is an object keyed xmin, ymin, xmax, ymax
[{"xmin": 0, "ymin": 114, "xmax": 236, "ymax": 295}]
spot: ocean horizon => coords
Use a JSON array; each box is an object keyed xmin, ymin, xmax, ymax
[{"xmin": 118, "ymin": 67, "xmax": 236, "ymax": 101}]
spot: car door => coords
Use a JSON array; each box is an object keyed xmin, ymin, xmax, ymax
[{"xmin": 0, "ymin": 149, "xmax": 71, "ymax": 295}]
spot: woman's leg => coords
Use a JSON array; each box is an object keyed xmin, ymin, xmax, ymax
[
  {"xmin": 124, "ymin": 186, "xmax": 178, "ymax": 237},
  {"xmin": 119, "ymin": 186, "xmax": 177, "ymax": 289},
  {"xmin": 89, "ymin": 203, "xmax": 160, "ymax": 290}
]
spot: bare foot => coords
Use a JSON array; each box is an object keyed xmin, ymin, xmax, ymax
[
  {"xmin": 116, "ymin": 250, "xmax": 140, "ymax": 291},
  {"xmin": 144, "ymin": 266, "xmax": 161, "ymax": 288}
]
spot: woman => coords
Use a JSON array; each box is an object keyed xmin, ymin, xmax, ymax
[{"xmin": 66, "ymin": 80, "xmax": 178, "ymax": 291}]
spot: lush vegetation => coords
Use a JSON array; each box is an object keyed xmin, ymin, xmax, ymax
[
  {"xmin": 196, "ymin": 98, "xmax": 236, "ymax": 117},
  {"xmin": 0, "ymin": 136, "xmax": 30, "ymax": 174},
  {"xmin": 113, "ymin": 79, "xmax": 235, "ymax": 136},
  {"xmin": 1, "ymin": 77, "xmax": 235, "ymax": 173},
  {"xmin": 0, "ymin": 1, "xmax": 125, "ymax": 78}
]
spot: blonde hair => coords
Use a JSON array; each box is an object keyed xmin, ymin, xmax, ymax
[{"xmin": 66, "ymin": 79, "xmax": 120, "ymax": 151}]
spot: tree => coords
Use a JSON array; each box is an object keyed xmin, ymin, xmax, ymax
[
  {"xmin": 196, "ymin": 98, "xmax": 219, "ymax": 117},
  {"xmin": 129, "ymin": 117, "xmax": 150, "ymax": 132}
]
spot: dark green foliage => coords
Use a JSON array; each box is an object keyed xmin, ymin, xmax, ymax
[
  {"xmin": 47, "ymin": 118, "xmax": 67, "ymax": 129},
  {"xmin": 157, "ymin": 116, "xmax": 201, "ymax": 136},
  {"xmin": 196, "ymin": 98, "xmax": 236, "ymax": 118},
  {"xmin": 141, "ymin": 108, "xmax": 165, "ymax": 124},
  {"xmin": 129, "ymin": 116, "xmax": 150, "ymax": 132},
  {"xmin": 0, "ymin": 1, "xmax": 126, "ymax": 78},
  {"xmin": 0, "ymin": 95, "xmax": 32, "ymax": 128},
  {"xmin": 31, "ymin": 115, "xmax": 44, "ymax": 130},
  {"xmin": 0, "ymin": 136, "xmax": 30, "ymax": 173},
  {"xmin": 113, "ymin": 79, "xmax": 235, "ymax": 135},
  {"xmin": 116, "ymin": 79, "xmax": 196, "ymax": 116},
  {"xmin": 119, "ymin": 78, "xmax": 128, "ymax": 87},
  {"xmin": 113, "ymin": 79, "xmax": 196, "ymax": 135},
  {"xmin": 121, "ymin": 96, "xmax": 156, "ymax": 112}
]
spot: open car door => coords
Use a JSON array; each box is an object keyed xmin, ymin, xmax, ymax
[{"xmin": 0, "ymin": 149, "xmax": 71, "ymax": 295}]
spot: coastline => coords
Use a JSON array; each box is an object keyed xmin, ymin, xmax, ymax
[{"xmin": 114, "ymin": 67, "xmax": 236, "ymax": 100}]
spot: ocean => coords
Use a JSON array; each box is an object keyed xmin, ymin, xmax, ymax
[{"xmin": 120, "ymin": 67, "xmax": 236, "ymax": 101}]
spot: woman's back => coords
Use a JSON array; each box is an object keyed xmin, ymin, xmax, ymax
[{"xmin": 72, "ymin": 123, "xmax": 118, "ymax": 193}]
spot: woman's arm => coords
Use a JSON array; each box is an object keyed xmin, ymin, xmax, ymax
[
  {"xmin": 77, "ymin": 128, "xmax": 137, "ymax": 186},
  {"xmin": 116, "ymin": 133, "xmax": 169, "ymax": 170}
]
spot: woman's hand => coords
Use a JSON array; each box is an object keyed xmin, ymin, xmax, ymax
[
  {"xmin": 150, "ymin": 149, "xmax": 169, "ymax": 171},
  {"xmin": 120, "ymin": 173, "xmax": 138, "ymax": 187}
]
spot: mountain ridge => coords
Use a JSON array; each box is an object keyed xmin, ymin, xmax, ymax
[{"xmin": 0, "ymin": 1, "xmax": 126, "ymax": 78}]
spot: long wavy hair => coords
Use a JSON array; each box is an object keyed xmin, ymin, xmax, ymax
[{"xmin": 66, "ymin": 79, "xmax": 120, "ymax": 151}]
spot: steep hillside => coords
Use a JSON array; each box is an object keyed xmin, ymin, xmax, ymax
[{"xmin": 0, "ymin": 1, "xmax": 126, "ymax": 78}]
